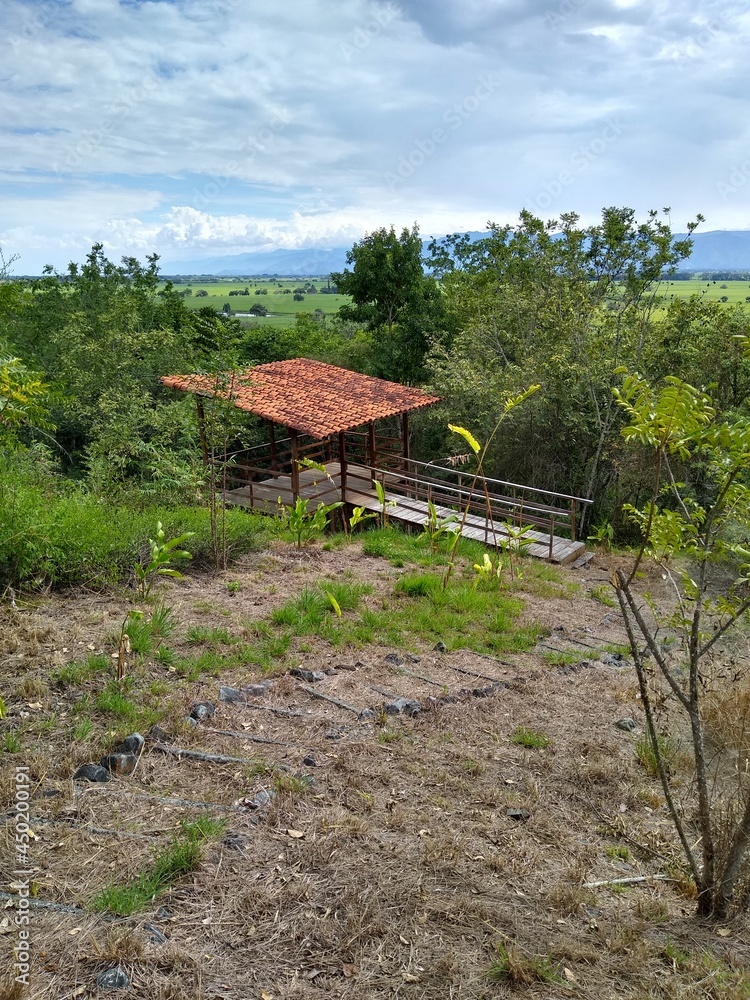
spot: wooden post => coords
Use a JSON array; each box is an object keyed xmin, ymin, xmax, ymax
[
  {"xmin": 268, "ymin": 420, "xmax": 278, "ymax": 471},
  {"xmin": 338, "ymin": 432, "xmax": 347, "ymax": 503},
  {"xmin": 196, "ymin": 397, "xmax": 209, "ymax": 467},
  {"xmin": 402, "ymin": 411, "xmax": 410, "ymax": 470},
  {"xmin": 570, "ymin": 499, "xmax": 577, "ymax": 541},
  {"xmin": 367, "ymin": 421, "xmax": 376, "ymax": 476},
  {"xmin": 290, "ymin": 428, "xmax": 299, "ymax": 500}
]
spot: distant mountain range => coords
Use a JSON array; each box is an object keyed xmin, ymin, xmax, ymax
[{"xmin": 161, "ymin": 230, "xmax": 750, "ymax": 277}]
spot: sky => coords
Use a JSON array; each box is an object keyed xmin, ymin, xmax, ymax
[{"xmin": 2, "ymin": 0, "xmax": 750, "ymax": 273}]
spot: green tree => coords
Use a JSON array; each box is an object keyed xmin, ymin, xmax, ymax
[
  {"xmin": 332, "ymin": 224, "xmax": 448, "ymax": 383},
  {"xmin": 425, "ymin": 208, "xmax": 701, "ymax": 530},
  {"xmin": 613, "ymin": 373, "xmax": 750, "ymax": 918}
]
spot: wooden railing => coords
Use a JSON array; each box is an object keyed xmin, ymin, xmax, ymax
[{"xmin": 347, "ymin": 458, "xmax": 591, "ymax": 553}]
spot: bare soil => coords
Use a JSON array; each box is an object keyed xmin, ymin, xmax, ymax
[{"xmin": 1, "ymin": 540, "xmax": 749, "ymax": 999}]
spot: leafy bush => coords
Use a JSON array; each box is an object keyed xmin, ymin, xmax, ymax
[{"xmin": 0, "ymin": 456, "xmax": 267, "ymax": 589}]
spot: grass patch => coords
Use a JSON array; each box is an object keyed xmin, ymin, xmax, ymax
[
  {"xmin": 486, "ymin": 943, "xmax": 560, "ymax": 986},
  {"xmin": 635, "ymin": 730, "xmax": 675, "ymax": 778},
  {"xmin": 590, "ymin": 584, "xmax": 616, "ymax": 607},
  {"xmin": 542, "ymin": 650, "xmax": 580, "ymax": 666},
  {"xmin": 185, "ymin": 624, "xmax": 236, "ymax": 646},
  {"xmin": 510, "ymin": 726, "xmax": 552, "ymax": 749},
  {"xmin": 90, "ymin": 817, "xmax": 226, "ymax": 916}
]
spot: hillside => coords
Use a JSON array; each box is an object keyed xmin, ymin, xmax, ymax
[{"xmin": 2, "ymin": 530, "xmax": 748, "ymax": 999}]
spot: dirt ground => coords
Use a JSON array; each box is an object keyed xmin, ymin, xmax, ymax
[{"xmin": 1, "ymin": 539, "xmax": 749, "ymax": 1000}]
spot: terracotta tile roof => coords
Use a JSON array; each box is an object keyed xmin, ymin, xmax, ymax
[{"xmin": 160, "ymin": 358, "xmax": 441, "ymax": 439}]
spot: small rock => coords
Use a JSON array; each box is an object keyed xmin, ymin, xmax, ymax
[
  {"xmin": 190, "ymin": 701, "xmax": 215, "ymax": 721},
  {"xmin": 290, "ymin": 668, "xmax": 325, "ymax": 683},
  {"xmin": 143, "ymin": 923, "xmax": 167, "ymax": 945},
  {"xmin": 506, "ymin": 808, "xmax": 531, "ymax": 822},
  {"xmin": 248, "ymin": 681, "xmax": 272, "ymax": 695},
  {"xmin": 219, "ymin": 686, "xmax": 244, "ymax": 703},
  {"xmin": 384, "ymin": 652, "xmax": 404, "ymax": 665},
  {"xmin": 96, "ymin": 966, "xmax": 130, "ymax": 990},
  {"xmin": 384, "ymin": 697, "xmax": 421, "ymax": 717},
  {"xmin": 146, "ymin": 725, "xmax": 171, "ymax": 743},
  {"xmin": 302, "ymin": 753, "xmax": 328, "ymax": 767},
  {"xmin": 34, "ymin": 787, "xmax": 62, "ymax": 799},
  {"xmin": 184, "ymin": 715, "xmax": 198, "ymax": 728},
  {"xmin": 324, "ymin": 667, "xmax": 337, "ymax": 676},
  {"xmin": 100, "ymin": 753, "xmax": 137, "ymax": 777},
  {"xmin": 222, "ymin": 831, "xmax": 252, "ymax": 852},
  {"xmin": 355, "ymin": 660, "xmax": 366, "ymax": 668},
  {"xmin": 358, "ymin": 708, "xmax": 376, "ymax": 721},
  {"xmin": 154, "ymin": 906, "xmax": 173, "ymax": 920},
  {"xmin": 433, "ymin": 641, "xmax": 447, "ymax": 653},
  {"xmin": 600, "ymin": 652, "xmax": 626, "ymax": 667},
  {"xmin": 553, "ymin": 624, "xmax": 565, "ymax": 632},
  {"xmin": 406, "ymin": 653, "xmax": 421, "ymax": 663},
  {"xmin": 615, "ymin": 717, "xmax": 637, "ymax": 733},
  {"xmin": 248, "ymin": 789, "xmax": 274, "ymax": 810},
  {"xmin": 325, "ymin": 727, "xmax": 344, "ymax": 740},
  {"xmin": 72, "ymin": 763, "xmax": 110, "ymax": 783},
  {"xmin": 118, "ymin": 732, "xmax": 144, "ymax": 754}
]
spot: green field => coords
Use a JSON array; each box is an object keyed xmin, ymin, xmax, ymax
[
  {"xmin": 164, "ymin": 277, "xmax": 351, "ymax": 329},
  {"xmin": 659, "ymin": 278, "xmax": 750, "ymax": 306}
]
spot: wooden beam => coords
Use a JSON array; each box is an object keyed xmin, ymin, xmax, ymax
[
  {"xmin": 195, "ymin": 397, "xmax": 209, "ymax": 466},
  {"xmin": 268, "ymin": 419, "xmax": 278, "ymax": 471},
  {"xmin": 290, "ymin": 428, "xmax": 300, "ymax": 498},
  {"xmin": 402, "ymin": 411, "xmax": 410, "ymax": 465},
  {"xmin": 367, "ymin": 421, "xmax": 376, "ymax": 472},
  {"xmin": 338, "ymin": 431, "xmax": 347, "ymax": 502}
]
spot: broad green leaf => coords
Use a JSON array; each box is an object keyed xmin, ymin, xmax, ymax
[{"xmin": 448, "ymin": 424, "xmax": 481, "ymax": 455}]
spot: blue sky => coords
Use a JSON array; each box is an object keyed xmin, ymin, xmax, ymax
[{"xmin": 2, "ymin": 0, "xmax": 749, "ymax": 272}]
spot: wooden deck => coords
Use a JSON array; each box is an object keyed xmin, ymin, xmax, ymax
[{"xmin": 224, "ymin": 462, "xmax": 586, "ymax": 565}]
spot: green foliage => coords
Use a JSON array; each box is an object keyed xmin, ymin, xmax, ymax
[
  {"xmin": 0, "ymin": 353, "xmax": 54, "ymax": 443},
  {"xmin": 417, "ymin": 500, "xmax": 458, "ymax": 552},
  {"xmin": 510, "ymin": 726, "xmax": 551, "ymax": 749},
  {"xmin": 3, "ymin": 732, "xmax": 22, "ymax": 753},
  {"xmin": 135, "ymin": 521, "xmax": 194, "ymax": 598},
  {"xmin": 278, "ymin": 496, "xmax": 343, "ymax": 548},
  {"xmin": 486, "ymin": 943, "xmax": 560, "ymax": 986},
  {"xmin": 0, "ymin": 455, "xmax": 266, "ymax": 589},
  {"xmin": 90, "ymin": 817, "xmax": 225, "ymax": 915}
]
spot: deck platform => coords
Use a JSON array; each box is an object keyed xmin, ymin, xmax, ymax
[{"xmin": 224, "ymin": 462, "xmax": 586, "ymax": 565}]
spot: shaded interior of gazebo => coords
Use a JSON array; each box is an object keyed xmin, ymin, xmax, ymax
[{"xmin": 161, "ymin": 358, "xmax": 441, "ymax": 511}]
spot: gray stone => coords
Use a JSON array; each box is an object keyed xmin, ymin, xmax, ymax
[
  {"xmin": 600, "ymin": 652, "xmax": 626, "ymax": 667},
  {"xmin": 190, "ymin": 701, "xmax": 215, "ymax": 721},
  {"xmin": 244, "ymin": 682, "xmax": 271, "ymax": 696},
  {"xmin": 384, "ymin": 652, "xmax": 404, "ymax": 665},
  {"xmin": 143, "ymin": 923, "xmax": 167, "ymax": 945},
  {"xmin": 96, "ymin": 966, "xmax": 130, "ymax": 990},
  {"xmin": 119, "ymin": 732, "xmax": 144, "ymax": 754},
  {"xmin": 219, "ymin": 686, "xmax": 244, "ymax": 703},
  {"xmin": 384, "ymin": 697, "xmax": 421, "ymax": 717},
  {"xmin": 290, "ymin": 668, "xmax": 325, "ymax": 683},
  {"xmin": 615, "ymin": 717, "xmax": 637, "ymax": 733},
  {"xmin": 506, "ymin": 808, "xmax": 531, "ymax": 821},
  {"xmin": 433, "ymin": 641, "xmax": 447, "ymax": 653},
  {"xmin": 248, "ymin": 789, "xmax": 274, "ymax": 810},
  {"xmin": 406, "ymin": 653, "xmax": 421, "ymax": 663},
  {"xmin": 325, "ymin": 727, "xmax": 344, "ymax": 740},
  {"xmin": 100, "ymin": 753, "xmax": 137, "ymax": 777},
  {"xmin": 146, "ymin": 725, "xmax": 171, "ymax": 743},
  {"xmin": 73, "ymin": 763, "xmax": 110, "ymax": 783},
  {"xmin": 358, "ymin": 708, "xmax": 376, "ymax": 721},
  {"xmin": 302, "ymin": 753, "xmax": 328, "ymax": 767}
]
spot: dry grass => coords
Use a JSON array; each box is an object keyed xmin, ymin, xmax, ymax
[{"xmin": 1, "ymin": 540, "xmax": 749, "ymax": 998}]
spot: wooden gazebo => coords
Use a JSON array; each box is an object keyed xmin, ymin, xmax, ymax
[{"xmin": 161, "ymin": 358, "xmax": 441, "ymax": 510}]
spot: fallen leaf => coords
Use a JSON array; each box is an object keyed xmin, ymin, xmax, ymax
[
  {"xmin": 0, "ymin": 917, "xmax": 12, "ymax": 935},
  {"xmin": 717, "ymin": 927, "xmax": 732, "ymax": 937},
  {"xmin": 564, "ymin": 967, "xmax": 578, "ymax": 984},
  {"xmin": 402, "ymin": 972, "xmax": 420, "ymax": 982},
  {"xmin": 286, "ymin": 829, "xmax": 305, "ymax": 839},
  {"xmin": 399, "ymin": 934, "xmax": 410, "ymax": 945},
  {"xmin": 27, "ymin": 701, "xmax": 43, "ymax": 710},
  {"xmin": 261, "ymin": 991, "xmax": 274, "ymax": 1000},
  {"xmin": 342, "ymin": 963, "xmax": 357, "ymax": 978},
  {"xmin": 68, "ymin": 928, "xmax": 81, "ymax": 936}
]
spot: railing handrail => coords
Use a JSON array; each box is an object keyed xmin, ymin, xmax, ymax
[{"xmin": 400, "ymin": 456, "xmax": 592, "ymax": 507}]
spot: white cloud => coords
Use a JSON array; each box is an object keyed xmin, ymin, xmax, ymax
[{"xmin": 1, "ymin": 0, "xmax": 749, "ymax": 271}]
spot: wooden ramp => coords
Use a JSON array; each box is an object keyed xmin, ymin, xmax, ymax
[{"xmin": 224, "ymin": 462, "xmax": 586, "ymax": 566}]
